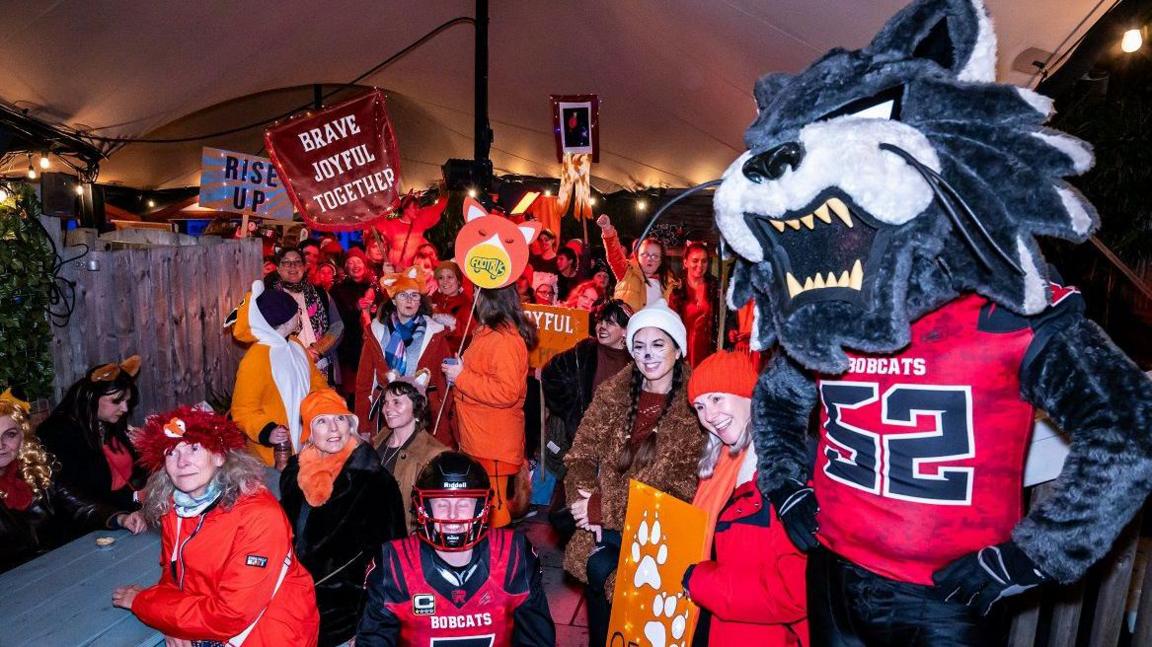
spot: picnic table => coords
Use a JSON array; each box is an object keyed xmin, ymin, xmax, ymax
[{"xmin": 0, "ymin": 469, "xmax": 282, "ymax": 646}]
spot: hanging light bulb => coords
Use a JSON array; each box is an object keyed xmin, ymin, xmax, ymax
[
  {"xmin": 636, "ymin": 199, "xmax": 648, "ymax": 212},
  {"xmin": 27, "ymin": 156, "xmax": 37, "ymax": 180},
  {"xmin": 147, "ymin": 199, "xmax": 156, "ymax": 208},
  {"xmin": 589, "ymin": 196, "xmax": 598, "ymax": 206},
  {"xmin": 467, "ymin": 188, "xmax": 478, "ymax": 198},
  {"xmin": 1122, "ymin": 28, "xmax": 1143, "ymax": 53},
  {"xmin": 75, "ymin": 183, "xmax": 86, "ymax": 196},
  {"xmin": 38, "ymin": 152, "xmax": 50, "ymax": 170}
]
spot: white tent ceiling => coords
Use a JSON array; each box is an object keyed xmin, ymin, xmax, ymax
[{"xmin": 0, "ymin": 0, "xmax": 1112, "ymax": 193}]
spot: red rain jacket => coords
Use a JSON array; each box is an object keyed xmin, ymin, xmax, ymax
[
  {"xmin": 686, "ymin": 474, "xmax": 808, "ymax": 646},
  {"xmin": 131, "ymin": 489, "xmax": 319, "ymax": 646}
]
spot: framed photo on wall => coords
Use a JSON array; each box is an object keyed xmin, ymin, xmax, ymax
[{"xmin": 551, "ymin": 94, "xmax": 599, "ymax": 162}]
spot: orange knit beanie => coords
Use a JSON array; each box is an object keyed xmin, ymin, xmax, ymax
[{"xmin": 686, "ymin": 350, "xmax": 761, "ymax": 402}]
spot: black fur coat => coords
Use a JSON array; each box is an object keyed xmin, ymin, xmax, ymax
[{"xmin": 280, "ymin": 442, "xmax": 407, "ymax": 646}]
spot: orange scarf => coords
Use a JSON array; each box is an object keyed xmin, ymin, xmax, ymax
[
  {"xmin": 296, "ymin": 437, "xmax": 359, "ymax": 507},
  {"xmin": 692, "ymin": 446, "xmax": 748, "ymax": 555}
]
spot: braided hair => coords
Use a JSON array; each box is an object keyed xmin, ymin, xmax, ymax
[{"xmin": 614, "ymin": 358, "xmax": 685, "ymax": 474}]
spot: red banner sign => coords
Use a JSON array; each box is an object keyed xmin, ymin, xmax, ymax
[{"xmin": 265, "ymin": 89, "xmax": 402, "ymax": 231}]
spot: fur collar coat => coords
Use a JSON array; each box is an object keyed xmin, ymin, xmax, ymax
[{"xmin": 562, "ymin": 364, "xmax": 705, "ymax": 591}]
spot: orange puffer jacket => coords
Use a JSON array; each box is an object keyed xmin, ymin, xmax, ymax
[
  {"xmin": 131, "ymin": 489, "xmax": 319, "ymax": 646},
  {"xmin": 453, "ymin": 325, "xmax": 529, "ymax": 467}
]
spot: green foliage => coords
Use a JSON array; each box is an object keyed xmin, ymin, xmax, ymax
[{"xmin": 0, "ymin": 185, "xmax": 56, "ymax": 397}]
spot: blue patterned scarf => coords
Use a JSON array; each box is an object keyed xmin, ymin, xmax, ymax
[{"xmin": 384, "ymin": 313, "xmax": 425, "ymax": 375}]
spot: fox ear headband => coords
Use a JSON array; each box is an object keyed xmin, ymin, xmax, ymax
[
  {"xmin": 88, "ymin": 355, "xmax": 142, "ymax": 382},
  {"xmin": 453, "ymin": 197, "xmax": 540, "ymax": 289}
]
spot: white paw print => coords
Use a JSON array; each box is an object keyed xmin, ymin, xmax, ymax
[
  {"xmin": 643, "ymin": 591, "xmax": 689, "ymax": 647},
  {"xmin": 631, "ymin": 511, "xmax": 669, "ymax": 591}
]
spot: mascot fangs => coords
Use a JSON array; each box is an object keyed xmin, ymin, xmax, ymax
[{"xmin": 713, "ymin": 0, "xmax": 1152, "ymax": 643}]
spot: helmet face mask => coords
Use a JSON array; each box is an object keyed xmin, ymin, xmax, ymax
[
  {"xmin": 411, "ymin": 452, "xmax": 494, "ymax": 552},
  {"xmin": 413, "ymin": 489, "xmax": 493, "ymax": 551}
]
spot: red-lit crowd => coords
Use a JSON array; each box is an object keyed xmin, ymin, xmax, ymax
[{"xmin": 1, "ymin": 211, "xmax": 806, "ymax": 647}]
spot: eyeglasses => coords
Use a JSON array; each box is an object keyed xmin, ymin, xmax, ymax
[
  {"xmin": 394, "ymin": 292, "xmax": 422, "ymax": 302},
  {"xmin": 279, "ymin": 260, "xmax": 304, "ymax": 268},
  {"xmin": 638, "ymin": 252, "xmax": 661, "ymax": 260}
]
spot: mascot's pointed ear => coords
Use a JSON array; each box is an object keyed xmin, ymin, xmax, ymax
[
  {"xmin": 866, "ymin": 0, "xmax": 996, "ymax": 83},
  {"xmin": 518, "ymin": 220, "xmax": 541, "ymax": 245},
  {"xmin": 463, "ymin": 198, "xmax": 489, "ymax": 223}
]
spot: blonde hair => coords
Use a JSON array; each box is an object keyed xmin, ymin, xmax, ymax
[
  {"xmin": 140, "ymin": 448, "xmax": 266, "ymax": 525},
  {"xmin": 697, "ymin": 420, "xmax": 752, "ymax": 479},
  {"xmin": 0, "ymin": 401, "xmax": 54, "ymax": 502}
]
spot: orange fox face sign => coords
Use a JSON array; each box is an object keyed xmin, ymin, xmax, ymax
[{"xmin": 453, "ymin": 197, "xmax": 540, "ymax": 289}]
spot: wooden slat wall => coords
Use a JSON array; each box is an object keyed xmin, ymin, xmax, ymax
[
  {"xmin": 48, "ymin": 235, "xmax": 261, "ymax": 423},
  {"xmin": 1010, "ymin": 482, "xmax": 1151, "ymax": 647}
]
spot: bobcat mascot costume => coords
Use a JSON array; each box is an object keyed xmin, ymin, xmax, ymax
[{"xmin": 713, "ymin": 0, "xmax": 1152, "ymax": 643}]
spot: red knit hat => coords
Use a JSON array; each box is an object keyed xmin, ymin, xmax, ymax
[
  {"xmin": 132, "ymin": 406, "xmax": 248, "ymax": 472},
  {"xmin": 686, "ymin": 351, "xmax": 761, "ymax": 402}
]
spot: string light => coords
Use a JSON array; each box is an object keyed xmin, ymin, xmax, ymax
[
  {"xmin": 1122, "ymin": 28, "xmax": 1143, "ymax": 53},
  {"xmin": 467, "ymin": 188, "xmax": 478, "ymax": 198},
  {"xmin": 637, "ymin": 199, "xmax": 648, "ymax": 212},
  {"xmin": 38, "ymin": 152, "xmax": 50, "ymax": 170},
  {"xmin": 147, "ymin": 199, "xmax": 156, "ymax": 208},
  {"xmin": 589, "ymin": 197, "xmax": 597, "ymax": 206},
  {"xmin": 74, "ymin": 184, "xmax": 86, "ymax": 196},
  {"xmin": 26, "ymin": 156, "xmax": 37, "ymax": 180}
]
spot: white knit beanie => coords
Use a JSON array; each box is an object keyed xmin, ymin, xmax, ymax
[{"xmin": 626, "ymin": 299, "xmax": 687, "ymax": 357}]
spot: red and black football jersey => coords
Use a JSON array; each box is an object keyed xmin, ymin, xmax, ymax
[
  {"xmin": 813, "ymin": 289, "xmax": 1080, "ymax": 584},
  {"xmin": 358, "ymin": 529, "xmax": 545, "ymax": 646}
]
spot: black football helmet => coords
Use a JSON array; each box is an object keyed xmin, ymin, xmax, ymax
[{"xmin": 412, "ymin": 452, "xmax": 493, "ymax": 551}]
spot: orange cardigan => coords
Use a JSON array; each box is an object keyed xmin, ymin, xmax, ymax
[{"xmin": 453, "ymin": 325, "xmax": 529, "ymax": 467}]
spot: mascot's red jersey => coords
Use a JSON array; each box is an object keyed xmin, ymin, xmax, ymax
[{"xmin": 813, "ymin": 292, "xmax": 1077, "ymax": 584}]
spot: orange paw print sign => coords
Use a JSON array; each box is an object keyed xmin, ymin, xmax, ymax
[
  {"xmin": 608, "ymin": 480, "xmax": 708, "ymax": 647},
  {"xmin": 453, "ymin": 197, "xmax": 540, "ymax": 289}
]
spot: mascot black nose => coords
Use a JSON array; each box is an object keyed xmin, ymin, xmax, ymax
[{"xmin": 743, "ymin": 143, "xmax": 804, "ymax": 183}]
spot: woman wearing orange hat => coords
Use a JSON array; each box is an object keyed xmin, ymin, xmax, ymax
[
  {"xmin": 356, "ymin": 266, "xmax": 454, "ymax": 447},
  {"xmin": 112, "ymin": 407, "xmax": 319, "ymax": 646},
  {"xmin": 683, "ymin": 351, "xmax": 808, "ymax": 646},
  {"xmin": 280, "ymin": 388, "xmax": 407, "ymax": 647}
]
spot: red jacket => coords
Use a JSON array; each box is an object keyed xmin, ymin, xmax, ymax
[
  {"xmin": 131, "ymin": 489, "xmax": 319, "ymax": 646},
  {"xmin": 686, "ymin": 473, "xmax": 808, "ymax": 646},
  {"xmin": 356, "ymin": 316, "xmax": 455, "ymax": 447}
]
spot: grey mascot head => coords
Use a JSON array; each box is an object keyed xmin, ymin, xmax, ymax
[{"xmin": 715, "ymin": 0, "xmax": 1098, "ymax": 374}]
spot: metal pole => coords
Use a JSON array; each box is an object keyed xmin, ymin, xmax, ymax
[{"xmin": 474, "ymin": 0, "xmax": 491, "ymax": 168}]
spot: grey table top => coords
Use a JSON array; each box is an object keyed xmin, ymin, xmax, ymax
[{"xmin": 0, "ymin": 468, "xmax": 283, "ymax": 646}]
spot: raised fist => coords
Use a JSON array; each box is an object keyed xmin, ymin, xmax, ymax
[{"xmin": 596, "ymin": 214, "xmax": 615, "ymax": 237}]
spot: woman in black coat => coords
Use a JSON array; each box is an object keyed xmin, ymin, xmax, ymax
[
  {"xmin": 540, "ymin": 300, "xmax": 633, "ymax": 476},
  {"xmin": 280, "ymin": 389, "xmax": 407, "ymax": 647},
  {"xmin": 36, "ymin": 358, "xmax": 149, "ymax": 526}
]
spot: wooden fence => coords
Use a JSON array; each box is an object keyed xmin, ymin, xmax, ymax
[
  {"xmin": 1009, "ymin": 484, "xmax": 1151, "ymax": 646},
  {"xmin": 48, "ymin": 225, "xmax": 262, "ymax": 423}
]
